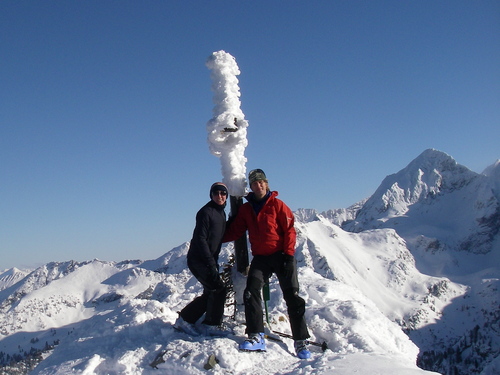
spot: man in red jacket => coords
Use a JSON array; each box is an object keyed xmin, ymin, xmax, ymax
[{"xmin": 223, "ymin": 169, "xmax": 311, "ymax": 359}]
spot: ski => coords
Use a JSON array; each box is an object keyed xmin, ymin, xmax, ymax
[
  {"xmin": 149, "ymin": 327, "xmax": 188, "ymax": 369},
  {"xmin": 263, "ymin": 326, "xmax": 328, "ymax": 351}
]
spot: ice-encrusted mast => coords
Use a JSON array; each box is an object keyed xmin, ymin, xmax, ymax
[
  {"xmin": 206, "ymin": 50, "xmax": 249, "ymax": 197},
  {"xmin": 206, "ymin": 50, "xmax": 249, "ymax": 273}
]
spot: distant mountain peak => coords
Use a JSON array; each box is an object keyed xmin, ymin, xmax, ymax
[
  {"xmin": 346, "ymin": 149, "xmax": 477, "ymax": 225},
  {"xmin": 392, "ymin": 148, "xmax": 475, "ymax": 196},
  {"xmin": 0, "ymin": 148, "xmax": 498, "ymax": 375},
  {"xmin": 482, "ymin": 159, "xmax": 500, "ymax": 176},
  {"xmin": 0, "ymin": 267, "xmax": 30, "ymax": 292},
  {"xmin": 343, "ymin": 149, "xmax": 499, "ymax": 271}
]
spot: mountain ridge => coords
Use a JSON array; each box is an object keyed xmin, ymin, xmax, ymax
[
  {"xmin": 0, "ymin": 149, "xmax": 498, "ymax": 375},
  {"xmin": 343, "ymin": 149, "xmax": 500, "ymax": 273}
]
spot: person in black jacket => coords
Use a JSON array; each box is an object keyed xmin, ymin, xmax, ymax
[{"xmin": 174, "ymin": 182, "xmax": 229, "ymax": 335}]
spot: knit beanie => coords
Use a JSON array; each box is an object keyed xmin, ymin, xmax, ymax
[
  {"xmin": 248, "ymin": 169, "xmax": 267, "ymax": 185},
  {"xmin": 210, "ymin": 182, "xmax": 228, "ymax": 198}
]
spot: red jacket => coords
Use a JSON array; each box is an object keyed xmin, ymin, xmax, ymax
[{"xmin": 223, "ymin": 191, "xmax": 296, "ymax": 257}]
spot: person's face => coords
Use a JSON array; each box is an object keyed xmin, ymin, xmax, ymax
[
  {"xmin": 250, "ymin": 180, "xmax": 268, "ymax": 200},
  {"xmin": 211, "ymin": 190, "xmax": 227, "ymax": 205}
]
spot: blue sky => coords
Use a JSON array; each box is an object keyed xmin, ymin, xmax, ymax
[{"xmin": 1, "ymin": 1, "xmax": 499, "ymax": 270}]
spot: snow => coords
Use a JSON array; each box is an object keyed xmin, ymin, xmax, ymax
[
  {"xmin": 346, "ymin": 149, "xmax": 500, "ymax": 274},
  {"xmin": 1, "ymin": 149, "xmax": 499, "ymax": 374},
  {"xmin": 0, "ymin": 267, "xmax": 30, "ymax": 292},
  {"xmin": 2, "ymin": 41, "xmax": 499, "ymax": 373},
  {"xmin": 206, "ymin": 50, "xmax": 249, "ymax": 197},
  {"xmin": 0, "ymin": 232, "xmax": 442, "ymax": 374}
]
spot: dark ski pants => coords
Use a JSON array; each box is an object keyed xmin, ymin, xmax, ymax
[
  {"xmin": 243, "ymin": 252, "xmax": 310, "ymax": 340},
  {"xmin": 179, "ymin": 260, "xmax": 227, "ymax": 326}
]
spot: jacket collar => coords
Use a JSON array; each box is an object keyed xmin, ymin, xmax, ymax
[{"xmin": 246, "ymin": 191, "xmax": 274, "ymax": 214}]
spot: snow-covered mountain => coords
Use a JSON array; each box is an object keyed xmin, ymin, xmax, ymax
[
  {"xmin": 340, "ymin": 149, "xmax": 500, "ymax": 374},
  {"xmin": 344, "ymin": 149, "xmax": 500, "ymax": 275},
  {"xmin": 0, "ymin": 268, "xmax": 30, "ymax": 292},
  {"xmin": 0, "ymin": 149, "xmax": 498, "ymax": 375}
]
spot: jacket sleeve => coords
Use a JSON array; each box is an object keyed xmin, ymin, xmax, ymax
[
  {"xmin": 278, "ymin": 201, "xmax": 297, "ymax": 256},
  {"xmin": 191, "ymin": 208, "xmax": 217, "ymax": 268},
  {"xmin": 222, "ymin": 206, "xmax": 248, "ymax": 243}
]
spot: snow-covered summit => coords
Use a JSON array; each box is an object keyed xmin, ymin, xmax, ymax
[
  {"xmin": 0, "ymin": 149, "xmax": 498, "ymax": 375},
  {"xmin": 0, "ymin": 236, "xmax": 445, "ymax": 375},
  {"xmin": 482, "ymin": 159, "xmax": 500, "ymax": 177},
  {"xmin": 345, "ymin": 149, "xmax": 477, "ymax": 222},
  {"xmin": 0, "ymin": 267, "xmax": 30, "ymax": 292},
  {"xmin": 482, "ymin": 159, "xmax": 500, "ymax": 203},
  {"xmin": 344, "ymin": 149, "xmax": 500, "ymax": 274}
]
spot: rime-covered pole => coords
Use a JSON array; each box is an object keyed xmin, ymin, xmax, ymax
[
  {"xmin": 206, "ymin": 50, "xmax": 249, "ymax": 198},
  {"xmin": 206, "ymin": 50, "xmax": 249, "ymax": 273}
]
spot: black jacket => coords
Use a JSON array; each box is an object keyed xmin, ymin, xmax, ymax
[{"xmin": 187, "ymin": 200, "xmax": 226, "ymax": 270}]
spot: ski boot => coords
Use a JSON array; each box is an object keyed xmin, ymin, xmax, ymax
[
  {"xmin": 239, "ymin": 332, "xmax": 266, "ymax": 352},
  {"xmin": 294, "ymin": 340, "xmax": 311, "ymax": 359},
  {"xmin": 173, "ymin": 316, "xmax": 200, "ymax": 336},
  {"xmin": 201, "ymin": 323, "xmax": 233, "ymax": 337}
]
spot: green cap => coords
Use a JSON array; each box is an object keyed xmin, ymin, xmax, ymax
[{"xmin": 248, "ymin": 169, "xmax": 267, "ymax": 185}]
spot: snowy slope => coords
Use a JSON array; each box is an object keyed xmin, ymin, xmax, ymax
[
  {"xmin": 344, "ymin": 149, "xmax": 500, "ymax": 276},
  {"xmin": 341, "ymin": 149, "xmax": 500, "ymax": 374},
  {"xmin": 0, "ymin": 268, "xmax": 30, "ymax": 292},
  {"xmin": 0, "ymin": 240, "xmax": 440, "ymax": 374},
  {"xmin": 296, "ymin": 218, "xmax": 466, "ymax": 330},
  {"xmin": 0, "ymin": 149, "xmax": 498, "ymax": 375}
]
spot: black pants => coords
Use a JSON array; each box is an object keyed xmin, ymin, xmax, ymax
[
  {"xmin": 179, "ymin": 260, "xmax": 227, "ymax": 326},
  {"xmin": 244, "ymin": 252, "xmax": 310, "ymax": 340}
]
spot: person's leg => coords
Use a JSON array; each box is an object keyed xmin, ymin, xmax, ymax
[
  {"xmin": 180, "ymin": 260, "xmax": 218, "ymax": 324},
  {"xmin": 179, "ymin": 292, "xmax": 209, "ymax": 323},
  {"xmin": 275, "ymin": 255, "xmax": 310, "ymax": 340},
  {"xmin": 203, "ymin": 286, "xmax": 227, "ymax": 325},
  {"xmin": 243, "ymin": 255, "xmax": 272, "ymax": 334}
]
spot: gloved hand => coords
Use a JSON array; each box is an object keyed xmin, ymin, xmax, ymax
[
  {"xmin": 208, "ymin": 267, "xmax": 225, "ymax": 293},
  {"xmin": 282, "ymin": 254, "xmax": 295, "ymax": 278},
  {"xmin": 213, "ymin": 274, "xmax": 226, "ymax": 293}
]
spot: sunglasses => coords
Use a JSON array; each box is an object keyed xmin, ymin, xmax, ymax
[{"xmin": 213, "ymin": 191, "xmax": 227, "ymax": 196}]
